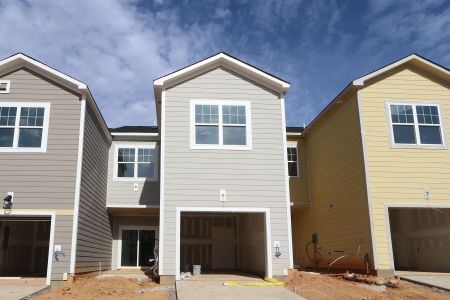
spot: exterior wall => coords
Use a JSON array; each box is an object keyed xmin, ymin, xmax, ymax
[
  {"xmin": 359, "ymin": 65, "xmax": 450, "ymax": 272},
  {"xmin": 75, "ymin": 104, "xmax": 112, "ymax": 273},
  {"xmin": 0, "ymin": 68, "xmax": 81, "ymax": 280},
  {"xmin": 162, "ymin": 67, "xmax": 291, "ymax": 276},
  {"xmin": 107, "ymin": 140, "xmax": 160, "ymax": 207},
  {"xmin": 292, "ymin": 94, "xmax": 373, "ymax": 270},
  {"xmin": 288, "ymin": 137, "xmax": 309, "ymax": 204},
  {"xmin": 111, "ymin": 215, "xmax": 159, "ymax": 270}
]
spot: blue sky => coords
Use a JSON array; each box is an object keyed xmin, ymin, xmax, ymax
[{"xmin": 0, "ymin": 0, "xmax": 449, "ymax": 127}]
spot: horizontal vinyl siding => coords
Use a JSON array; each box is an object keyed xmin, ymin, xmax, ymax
[
  {"xmin": 292, "ymin": 95, "xmax": 373, "ymax": 270},
  {"xmin": 76, "ymin": 104, "xmax": 112, "ymax": 273},
  {"xmin": 107, "ymin": 141, "xmax": 160, "ymax": 206},
  {"xmin": 359, "ymin": 65, "xmax": 450, "ymax": 270},
  {"xmin": 52, "ymin": 215, "xmax": 74, "ymax": 280},
  {"xmin": 163, "ymin": 67, "xmax": 291, "ymax": 276},
  {"xmin": 0, "ymin": 68, "xmax": 81, "ymax": 280},
  {"xmin": 0, "ymin": 68, "xmax": 80, "ymax": 209}
]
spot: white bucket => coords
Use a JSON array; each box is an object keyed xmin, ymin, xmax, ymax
[{"xmin": 192, "ymin": 265, "xmax": 201, "ymax": 276}]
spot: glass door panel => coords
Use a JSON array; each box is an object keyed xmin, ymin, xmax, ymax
[
  {"xmin": 121, "ymin": 230, "xmax": 138, "ymax": 266},
  {"xmin": 139, "ymin": 230, "xmax": 155, "ymax": 267}
]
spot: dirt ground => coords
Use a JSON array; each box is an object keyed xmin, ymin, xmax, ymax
[
  {"xmin": 285, "ymin": 270, "xmax": 450, "ymax": 300},
  {"xmin": 31, "ymin": 277, "xmax": 171, "ymax": 300}
]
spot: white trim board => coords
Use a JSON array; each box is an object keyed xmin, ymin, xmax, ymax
[
  {"xmin": 175, "ymin": 207, "xmax": 272, "ymax": 280},
  {"xmin": 117, "ymin": 225, "xmax": 159, "ymax": 269},
  {"xmin": 384, "ymin": 203, "xmax": 450, "ymax": 271},
  {"xmin": 111, "ymin": 132, "xmax": 159, "ymax": 137},
  {"xmin": 281, "ymin": 95, "xmax": 294, "ymax": 269},
  {"xmin": 154, "ymin": 53, "xmax": 290, "ymax": 93},
  {"xmin": 0, "ymin": 210, "xmax": 56, "ymax": 286},
  {"xmin": 158, "ymin": 89, "xmax": 166, "ymax": 275},
  {"xmin": 353, "ymin": 54, "xmax": 450, "ymax": 86},
  {"xmin": 357, "ymin": 91, "xmax": 379, "ymax": 270},
  {"xmin": 69, "ymin": 98, "xmax": 86, "ymax": 275}
]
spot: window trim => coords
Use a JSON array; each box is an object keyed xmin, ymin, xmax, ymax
[
  {"xmin": 0, "ymin": 80, "xmax": 10, "ymax": 94},
  {"xmin": 113, "ymin": 144, "xmax": 159, "ymax": 182},
  {"xmin": 190, "ymin": 99, "xmax": 252, "ymax": 150},
  {"xmin": 287, "ymin": 142, "xmax": 300, "ymax": 178},
  {"xmin": 386, "ymin": 101, "xmax": 447, "ymax": 149},
  {"xmin": 0, "ymin": 102, "xmax": 50, "ymax": 152}
]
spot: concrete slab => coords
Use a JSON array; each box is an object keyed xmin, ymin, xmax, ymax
[
  {"xmin": 176, "ymin": 275, "xmax": 304, "ymax": 300},
  {"xmin": 0, "ymin": 278, "xmax": 47, "ymax": 300},
  {"xmin": 397, "ymin": 272, "xmax": 450, "ymax": 291}
]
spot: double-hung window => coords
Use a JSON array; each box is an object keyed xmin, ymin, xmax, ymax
[
  {"xmin": 191, "ymin": 101, "xmax": 251, "ymax": 149},
  {"xmin": 115, "ymin": 145, "xmax": 157, "ymax": 180},
  {"xmin": 0, "ymin": 103, "xmax": 50, "ymax": 152},
  {"xmin": 287, "ymin": 145, "xmax": 299, "ymax": 177},
  {"xmin": 388, "ymin": 103, "xmax": 444, "ymax": 147}
]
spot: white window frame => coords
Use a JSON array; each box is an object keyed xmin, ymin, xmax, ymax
[
  {"xmin": 113, "ymin": 144, "xmax": 159, "ymax": 182},
  {"xmin": 190, "ymin": 99, "xmax": 252, "ymax": 150},
  {"xmin": 386, "ymin": 101, "xmax": 446, "ymax": 149},
  {"xmin": 0, "ymin": 102, "xmax": 51, "ymax": 152},
  {"xmin": 117, "ymin": 225, "xmax": 159, "ymax": 269},
  {"xmin": 287, "ymin": 142, "xmax": 300, "ymax": 178},
  {"xmin": 0, "ymin": 80, "xmax": 11, "ymax": 94}
]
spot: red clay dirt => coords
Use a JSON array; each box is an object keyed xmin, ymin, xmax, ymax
[
  {"xmin": 31, "ymin": 277, "xmax": 170, "ymax": 300},
  {"xmin": 285, "ymin": 269, "xmax": 450, "ymax": 300}
]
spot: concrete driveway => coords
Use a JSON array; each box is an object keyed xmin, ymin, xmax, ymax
[
  {"xmin": 0, "ymin": 278, "xmax": 47, "ymax": 300},
  {"xmin": 176, "ymin": 274, "xmax": 303, "ymax": 300},
  {"xmin": 397, "ymin": 271, "xmax": 450, "ymax": 291}
]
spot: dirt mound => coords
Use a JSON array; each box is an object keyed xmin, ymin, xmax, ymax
[
  {"xmin": 32, "ymin": 277, "xmax": 169, "ymax": 300},
  {"xmin": 285, "ymin": 269, "xmax": 450, "ymax": 300}
]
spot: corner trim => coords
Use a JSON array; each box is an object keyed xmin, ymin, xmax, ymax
[
  {"xmin": 69, "ymin": 97, "xmax": 86, "ymax": 274},
  {"xmin": 281, "ymin": 94, "xmax": 294, "ymax": 269},
  {"xmin": 158, "ymin": 89, "xmax": 166, "ymax": 275},
  {"xmin": 356, "ymin": 90, "xmax": 378, "ymax": 270}
]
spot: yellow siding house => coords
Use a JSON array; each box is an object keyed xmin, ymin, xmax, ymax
[{"xmin": 290, "ymin": 54, "xmax": 450, "ymax": 275}]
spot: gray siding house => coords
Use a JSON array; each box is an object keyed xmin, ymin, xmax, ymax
[{"xmin": 0, "ymin": 52, "xmax": 294, "ymax": 284}]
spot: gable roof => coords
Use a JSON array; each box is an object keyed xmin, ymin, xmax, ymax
[
  {"xmin": 303, "ymin": 53, "xmax": 450, "ymax": 136},
  {"xmin": 353, "ymin": 53, "xmax": 450, "ymax": 86},
  {"xmin": 154, "ymin": 52, "xmax": 290, "ymax": 93},
  {"xmin": 0, "ymin": 53, "xmax": 111, "ymax": 140}
]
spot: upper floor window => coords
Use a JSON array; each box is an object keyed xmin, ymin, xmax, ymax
[
  {"xmin": 190, "ymin": 100, "xmax": 251, "ymax": 150},
  {"xmin": 0, "ymin": 102, "xmax": 50, "ymax": 152},
  {"xmin": 287, "ymin": 145, "xmax": 299, "ymax": 177},
  {"xmin": 388, "ymin": 103, "xmax": 444, "ymax": 147},
  {"xmin": 0, "ymin": 80, "xmax": 10, "ymax": 93},
  {"xmin": 115, "ymin": 145, "xmax": 157, "ymax": 181}
]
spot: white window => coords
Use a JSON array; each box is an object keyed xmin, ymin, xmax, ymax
[
  {"xmin": 190, "ymin": 100, "xmax": 251, "ymax": 150},
  {"xmin": 388, "ymin": 103, "xmax": 444, "ymax": 147},
  {"xmin": 287, "ymin": 145, "xmax": 299, "ymax": 177},
  {"xmin": 0, "ymin": 102, "xmax": 50, "ymax": 152},
  {"xmin": 0, "ymin": 80, "xmax": 10, "ymax": 94},
  {"xmin": 114, "ymin": 145, "xmax": 158, "ymax": 181}
]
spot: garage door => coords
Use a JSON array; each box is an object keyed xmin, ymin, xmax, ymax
[
  {"xmin": 0, "ymin": 217, "xmax": 51, "ymax": 277},
  {"xmin": 389, "ymin": 208, "xmax": 450, "ymax": 272}
]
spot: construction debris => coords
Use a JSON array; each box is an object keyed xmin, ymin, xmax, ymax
[{"xmin": 223, "ymin": 278, "xmax": 285, "ymax": 287}]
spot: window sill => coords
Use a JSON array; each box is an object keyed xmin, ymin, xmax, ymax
[
  {"xmin": 0, "ymin": 147, "xmax": 47, "ymax": 153},
  {"xmin": 390, "ymin": 143, "xmax": 447, "ymax": 150},
  {"xmin": 190, "ymin": 144, "xmax": 252, "ymax": 151},
  {"xmin": 113, "ymin": 177, "xmax": 158, "ymax": 182}
]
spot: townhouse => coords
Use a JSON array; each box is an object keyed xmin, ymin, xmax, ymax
[{"xmin": 0, "ymin": 52, "xmax": 448, "ymax": 285}]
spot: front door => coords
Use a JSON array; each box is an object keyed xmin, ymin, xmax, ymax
[{"xmin": 121, "ymin": 229, "xmax": 156, "ymax": 267}]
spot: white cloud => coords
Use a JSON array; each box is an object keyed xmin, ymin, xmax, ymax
[{"xmin": 0, "ymin": 0, "xmax": 223, "ymax": 127}]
